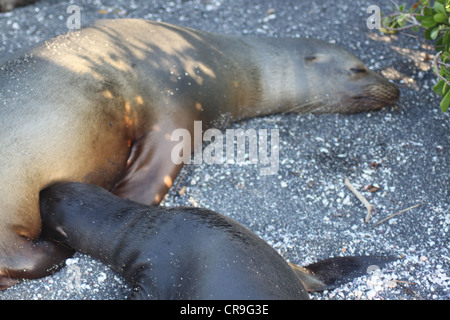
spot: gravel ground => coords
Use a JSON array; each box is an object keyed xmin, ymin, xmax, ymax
[{"xmin": 0, "ymin": 0, "xmax": 448, "ymax": 300}]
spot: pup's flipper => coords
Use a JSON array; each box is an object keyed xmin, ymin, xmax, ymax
[{"xmin": 289, "ymin": 256, "xmax": 397, "ymax": 292}]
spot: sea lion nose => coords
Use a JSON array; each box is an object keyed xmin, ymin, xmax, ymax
[
  {"xmin": 369, "ymin": 80, "xmax": 400, "ymax": 104},
  {"xmin": 39, "ymin": 189, "xmax": 51, "ymax": 216}
]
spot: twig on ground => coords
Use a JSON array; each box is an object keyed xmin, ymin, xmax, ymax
[
  {"xmin": 371, "ymin": 202, "xmax": 426, "ymax": 228},
  {"xmin": 345, "ymin": 177, "xmax": 374, "ymax": 223}
]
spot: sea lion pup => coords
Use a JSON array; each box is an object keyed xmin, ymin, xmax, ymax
[
  {"xmin": 0, "ymin": 19, "xmax": 399, "ymax": 287},
  {"xmin": 40, "ymin": 182, "xmax": 395, "ymax": 300}
]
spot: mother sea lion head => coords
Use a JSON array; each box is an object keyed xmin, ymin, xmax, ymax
[{"xmin": 280, "ymin": 39, "xmax": 400, "ymax": 114}]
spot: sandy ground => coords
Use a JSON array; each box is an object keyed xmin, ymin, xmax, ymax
[{"xmin": 0, "ymin": 0, "xmax": 448, "ymax": 300}]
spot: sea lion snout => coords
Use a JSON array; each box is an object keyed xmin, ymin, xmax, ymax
[
  {"xmin": 39, "ymin": 185, "xmax": 64, "ymax": 220},
  {"xmin": 298, "ymin": 41, "xmax": 400, "ymax": 113},
  {"xmin": 39, "ymin": 184, "xmax": 93, "ymax": 238},
  {"xmin": 366, "ymin": 79, "xmax": 400, "ymax": 105},
  {"xmin": 39, "ymin": 186, "xmax": 69, "ymax": 241},
  {"xmin": 345, "ymin": 71, "xmax": 400, "ymax": 113},
  {"xmin": 346, "ymin": 60, "xmax": 400, "ymax": 111},
  {"xmin": 328, "ymin": 68, "xmax": 399, "ymax": 113}
]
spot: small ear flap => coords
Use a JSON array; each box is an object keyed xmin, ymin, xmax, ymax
[{"xmin": 289, "ymin": 255, "xmax": 397, "ymax": 292}]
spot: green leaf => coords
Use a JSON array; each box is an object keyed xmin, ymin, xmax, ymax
[
  {"xmin": 398, "ymin": 13, "xmax": 410, "ymax": 26},
  {"xmin": 440, "ymin": 90, "xmax": 450, "ymax": 112},
  {"xmin": 379, "ymin": 27, "xmax": 397, "ymax": 34},
  {"xmin": 433, "ymin": 12, "xmax": 448, "ymax": 22},
  {"xmin": 421, "ymin": 16, "xmax": 437, "ymax": 28},
  {"xmin": 433, "ymin": 79, "xmax": 446, "ymax": 95},
  {"xmin": 430, "ymin": 25, "xmax": 441, "ymax": 39},
  {"xmin": 444, "ymin": 30, "xmax": 450, "ymax": 50},
  {"xmin": 434, "ymin": 1, "xmax": 446, "ymax": 14},
  {"xmin": 382, "ymin": 15, "xmax": 399, "ymax": 29},
  {"xmin": 434, "ymin": 80, "xmax": 445, "ymax": 95},
  {"xmin": 412, "ymin": 25, "xmax": 421, "ymax": 33},
  {"xmin": 444, "ymin": 67, "xmax": 450, "ymax": 78},
  {"xmin": 442, "ymin": 51, "xmax": 450, "ymax": 60},
  {"xmin": 424, "ymin": 7, "xmax": 435, "ymax": 17}
]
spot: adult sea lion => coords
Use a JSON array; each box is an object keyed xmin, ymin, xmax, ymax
[
  {"xmin": 0, "ymin": 0, "xmax": 37, "ymax": 12},
  {"xmin": 0, "ymin": 19, "xmax": 399, "ymax": 288},
  {"xmin": 40, "ymin": 182, "xmax": 395, "ymax": 300}
]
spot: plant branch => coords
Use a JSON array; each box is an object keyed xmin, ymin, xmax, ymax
[{"xmin": 433, "ymin": 51, "xmax": 450, "ymax": 86}]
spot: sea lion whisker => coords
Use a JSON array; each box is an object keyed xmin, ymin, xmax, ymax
[
  {"xmin": 351, "ymin": 95, "xmax": 394, "ymax": 108},
  {"xmin": 284, "ymin": 97, "xmax": 328, "ymax": 113},
  {"xmin": 308, "ymin": 102, "xmax": 340, "ymax": 113}
]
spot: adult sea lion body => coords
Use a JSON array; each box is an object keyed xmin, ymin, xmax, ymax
[
  {"xmin": 0, "ymin": 19, "xmax": 399, "ymax": 287},
  {"xmin": 40, "ymin": 183, "xmax": 395, "ymax": 299},
  {"xmin": 0, "ymin": 0, "xmax": 37, "ymax": 12}
]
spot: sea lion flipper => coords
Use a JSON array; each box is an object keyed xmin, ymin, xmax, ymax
[
  {"xmin": 287, "ymin": 262, "xmax": 327, "ymax": 292},
  {"xmin": 289, "ymin": 256, "xmax": 397, "ymax": 292},
  {"xmin": 0, "ymin": 235, "xmax": 73, "ymax": 289},
  {"xmin": 0, "ymin": 276, "xmax": 19, "ymax": 290},
  {"xmin": 112, "ymin": 123, "xmax": 184, "ymax": 206}
]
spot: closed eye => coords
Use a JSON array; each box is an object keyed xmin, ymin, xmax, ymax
[
  {"xmin": 304, "ymin": 56, "xmax": 317, "ymax": 63},
  {"xmin": 350, "ymin": 67, "xmax": 367, "ymax": 74}
]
